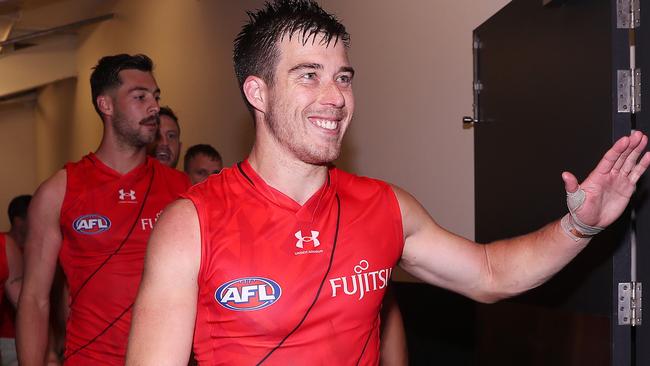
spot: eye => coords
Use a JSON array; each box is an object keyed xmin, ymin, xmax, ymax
[
  {"xmin": 337, "ymin": 74, "xmax": 352, "ymax": 85},
  {"xmin": 302, "ymin": 72, "xmax": 317, "ymax": 80}
]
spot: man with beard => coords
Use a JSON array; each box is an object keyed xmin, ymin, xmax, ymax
[
  {"xmin": 149, "ymin": 106, "xmax": 182, "ymax": 169},
  {"xmin": 127, "ymin": 1, "xmax": 650, "ymax": 365},
  {"xmin": 17, "ymin": 54, "xmax": 190, "ymax": 366}
]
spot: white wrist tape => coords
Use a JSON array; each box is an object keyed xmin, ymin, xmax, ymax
[{"xmin": 561, "ymin": 187, "xmax": 604, "ymax": 241}]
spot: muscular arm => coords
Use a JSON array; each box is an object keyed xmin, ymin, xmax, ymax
[
  {"xmin": 16, "ymin": 169, "xmax": 65, "ymax": 366},
  {"xmin": 4, "ymin": 235, "xmax": 24, "ymax": 308},
  {"xmin": 126, "ymin": 199, "xmax": 200, "ymax": 366},
  {"xmin": 399, "ymin": 131, "xmax": 650, "ymax": 303},
  {"xmin": 397, "ymin": 186, "xmax": 585, "ymax": 303}
]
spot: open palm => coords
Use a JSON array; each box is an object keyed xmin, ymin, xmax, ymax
[{"xmin": 562, "ymin": 131, "xmax": 650, "ymax": 228}]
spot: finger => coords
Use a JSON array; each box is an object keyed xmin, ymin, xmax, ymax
[
  {"xmin": 612, "ymin": 132, "xmax": 643, "ymax": 172},
  {"xmin": 628, "ymin": 151, "xmax": 650, "ymax": 184},
  {"xmin": 621, "ymin": 134, "xmax": 648, "ymax": 175},
  {"xmin": 562, "ymin": 171, "xmax": 579, "ymax": 193},
  {"xmin": 595, "ymin": 135, "xmax": 630, "ymax": 174}
]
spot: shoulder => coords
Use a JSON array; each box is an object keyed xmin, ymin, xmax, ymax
[
  {"xmin": 24, "ymin": 169, "xmax": 67, "ymax": 230},
  {"xmin": 151, "ymin": 159, "xmax": 191, "ymax": 190},
  {"xmin": 334, "ymin": 168, "xmax": 395, "ymax": 198},
  {"xmin": 184, "ymin": 166, "xmax": 236, "ymax": 199},
  {"xmin": 150, "ymin": 199, "xmax": 200, "ymax": 251},
  {"xmin": 34, "ymin": 169, "xmax": 67, "ymax": 208},
  {"xmin": 63, "ymin": 154, "xmax": 94, "ymax": 172}
]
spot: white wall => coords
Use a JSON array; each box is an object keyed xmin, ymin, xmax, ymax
[
  {"xmin": 327, "ymin": 0, "xmax": 511, "ymax": 243},
  {"xmin": 0, "ymin": 0, "xmax": 513, "ymax": 250},
  {"xmin": 35, "ymin": 77, "xmax": 77, "ymax": 183},
  {"xmin": 324, "ymin": 0, "xmax": 512, "ymax": 280},
  {"xmin": 0, "ymin": 103, "xmax": 38, "ymax": 231}
]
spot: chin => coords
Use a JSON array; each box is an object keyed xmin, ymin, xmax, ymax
[
  {"xmin": 302, "ymin": 151, "xmax": 340, "ymax": 165},
  {"xmin": 140, "ymin": 135, "xmax": 156, "ymax": 146}
]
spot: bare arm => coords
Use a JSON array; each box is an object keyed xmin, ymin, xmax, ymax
[
  {"xmin": 4, "ymin": 235, "xmax": 23, "ymax": 308},
  {"xmin": 126, "ymin": 199, "xmax": 200, "ymax": 366},
  {"xmin": 17, "ymin": 170, "xmax": 66, "ymax": 366},
  {"xmin": 399, "ymin": 131, "xmax": 650, "ymax": 303}
]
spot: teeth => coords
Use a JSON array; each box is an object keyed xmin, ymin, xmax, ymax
[{"xmin": 313, "ymin": 119, "xmax": 338, "ymax": 130}]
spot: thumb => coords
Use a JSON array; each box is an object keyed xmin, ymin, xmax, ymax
[{"xmin": 562, "ymin": 171, "xmax": 579, "ymax": 193}]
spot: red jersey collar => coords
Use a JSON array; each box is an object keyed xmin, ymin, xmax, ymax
[
  {"xmin": 86, "ymin": 152, "xmax": 154, "ymax": 179},
  {"xmin": 237, "ymin": 159, "xmax": 337, "ymax": 219}
]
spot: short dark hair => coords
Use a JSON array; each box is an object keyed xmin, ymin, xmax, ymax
[
  {"xmin": 183, "ymin": 144, "xmax": 223, "ymax": 172},
  {"xmin": 159, "ymin": 106, "xmax": 180, "ymax": 135},
  {"xmin": 8, "ymin": 195, "xmax": 31, "ymax": 224},
  {"xmin": 233, "ymin": 0, "xmax": 349, "ymax": 109},
  {"xmin": 90, "ymin": 54, "xmax": 154, "ymax": 117}
]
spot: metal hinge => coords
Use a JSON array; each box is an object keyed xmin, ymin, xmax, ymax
[
  {"xmin": 463, "ymin": 37, "xmax": 482, "ymax": 127},
  {"xmin": 618, "ymin": 282, "xmax": 642, "ymax": 326},
  {"xmin": 617, "ymin": 69, "xmax": 642, "ymax": 113},
  {"xmin": 617, "ymin": 0, "xmax": 640, "ymax": 28}
]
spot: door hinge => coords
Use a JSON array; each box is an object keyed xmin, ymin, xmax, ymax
[
  {"xmin": 617, "ymin": 69, "xmax": 642, "ymax": 113},
  {"xmin": 618, "ymin": 282, "xmax": 642, "ymax": 326},
  {"xmin": 617, "ymin": 0, "xmax": 640, "ymax": 28},
  {"xmin": 463, "ymin": 37, "xmax": 482, "ymax": 127}
]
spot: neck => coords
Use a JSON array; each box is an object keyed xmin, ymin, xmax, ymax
[
  {"xmin": 95, "ymin": 127, "xmax": 148, "ymax": 174},
  {"xmin": 248, "ymin": 143, "xmax": 329, "ymax": 205}
]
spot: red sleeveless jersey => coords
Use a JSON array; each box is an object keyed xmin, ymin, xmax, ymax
[
  {"xmin": 0, "ymin": 233, "xmax": 13, "ymax": 338},
  {"xmin": 183, "ymin": 160, "xmax": 404, "ymax": 365},
  {"xmin": 0, "ymin": 234, "xmax": 7, "ymax": 310},
  {"xmin": 59, "ymin": 153, "xmax": 189, "ymax": 365}
]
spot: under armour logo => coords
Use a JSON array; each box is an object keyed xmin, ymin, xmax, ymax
[
  {"xmin": 295, "ymin": 230, "xmax": 320, "ymax": 249},
  {"xmin": 118, "ymin": 189, "xmax": 136, "ymax": 201}
]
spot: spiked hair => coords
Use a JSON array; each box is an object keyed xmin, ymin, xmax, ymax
[{"xmin": 233, "ymin": 0, "xmax": 349, "ymax": 109}]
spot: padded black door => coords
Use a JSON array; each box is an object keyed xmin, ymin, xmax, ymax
[{"xmin": 474, "ymin": 0, "xmax": 634, "ymax": 364}]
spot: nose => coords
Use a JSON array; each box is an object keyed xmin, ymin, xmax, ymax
[
  {"xmin": 159, "ymin": 133, "xmax": 169, "ymax": 146},
  {"xmin": 149, "ymin": 97, "xmax": 160, "ymax": 116},
  {"xmin": 320, "ymin": 81, "xmax": 345, "ymax": 108}
]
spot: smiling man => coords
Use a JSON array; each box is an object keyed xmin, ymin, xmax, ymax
[
  {"xmin": 149, "ymin": 106, "xmax": 182, "ymax": 169},
  {"xmin": 17, "ymin": 54, "xmax": 190, "ymax": 366},
  {"xmin": 126, "ymin": 1, "xmax": 650, "ymax": 365}
]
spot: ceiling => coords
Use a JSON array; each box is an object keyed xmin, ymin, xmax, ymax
[
  {"xmin": 0, "ymin": 0, "xmax": 114, "ymax": 52},
  {"xmin": 0, "ymin": 0, "xmax": 114, "ymax": 101}
]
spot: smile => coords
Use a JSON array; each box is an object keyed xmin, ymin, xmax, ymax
[
  {"xmin": 310, "ymin": 118, "xmax": 339, "ymax": 131},
  {"xmin": 156, "ymin": 151, "xmax": 170, "ymax": 160}
]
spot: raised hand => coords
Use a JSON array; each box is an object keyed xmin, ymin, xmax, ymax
[{"xmin": 561, "ymin": 131, "xmax": 650, "ymax": 229}]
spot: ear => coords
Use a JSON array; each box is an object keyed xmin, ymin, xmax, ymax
[
  {"xmin": 97, "ymin": 94, "xmax": 114, "ymax": 117},
  {"xmin": 243, "ymin": 75, "xmax": 268, "ymax": 113}
]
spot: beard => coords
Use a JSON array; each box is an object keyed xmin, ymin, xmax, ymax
[
  {"xmin": 113, "ymin": 110, "xmax": 158, "ymax": 148},
  {"xmin": 265, "ymin": 102, "xmax": 345, "ymax": 165}
]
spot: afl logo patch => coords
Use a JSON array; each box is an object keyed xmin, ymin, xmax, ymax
[
  {"xmin": 73, "ymin": 214, "xmax": 111, "ymax": 235},
  {"xmin": 215, "ymin": 277, "xmax": 282, "ymax": 311}
]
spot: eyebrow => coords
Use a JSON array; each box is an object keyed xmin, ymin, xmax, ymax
[
  {"xmin": 288, "ymin": 63, "xmax": 355, "ymax": 77},
  {"xmin": 288, "ymin": 63, "xmax": 322, "ymax": 73},
  {"xmin": 128, "ymin": 86, "xmax": 161, "ymax": 95}
]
